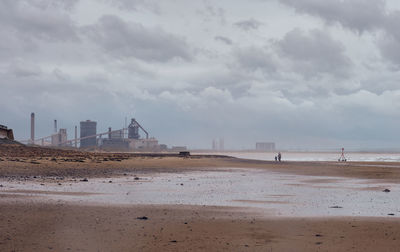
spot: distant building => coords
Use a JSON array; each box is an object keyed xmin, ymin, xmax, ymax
[
  {"xmin": 128, "ymin": 138, "xmax": 159, "ymax": 150},
  {"xmin": 80, "ymin": 120, "xmax": 97, "ymax": 148},
  {"xmin": 101, "ymin": 139, "xmax": 129, "ymax": 151},
  {"xmin": 51, "ymin": 129, "xmax": 68, "ymax": 146},
  {"xmin": 256, "ymin": 142, "xmax": 275, "ymax": 151},
  {"xmin": 171, "ymin": 146, "xmax": 187, "ymax": 152},
  {"xmin": 0, "ymin": 125, "xmax": 14, "ymax": 140},
  {"xmin": 212, "ymin": 138, "xmax": 224, "ymax": 151}
]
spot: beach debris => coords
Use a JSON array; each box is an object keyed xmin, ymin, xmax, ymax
[
  {"xmin": 137, "ymin": 216, "xmax": 148, "ymax": 220},
  {"xmin": 134, "ymin": 177, "xmax": 140, "ymax": 180},
  {"xmin": 329, "ymin": 205, "xmax": 343, "ymax": 209},
  {"xmin": 315, "ymin": 234, "xmax": 323, "ymax": 237},
  {"xmin": 383, "ymin": 189, "xmax": 391, "ymax": 193},
  {"xmin": 169, "ymin": 240, "xmax": 177, "ymax": 243},
  {"xmin": 109, "ymin": 180, "xmax": 112, "ymax": 183},
  {"xmin": 179, "ymin": 151, "xmax": 190, "ymax": 157},
  {"xmin": 81, "ymin": 178, "xmax": 88, "ymax": 182},
  {"xmin": 388, "ymin": 213, "xmax": 395, "ymax": 216}
]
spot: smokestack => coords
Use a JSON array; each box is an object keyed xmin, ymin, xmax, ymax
[
  {"xmin": 54, "ymin": 120, "xmax": 57, "ymax": 133},
  {"xmin": 74, "ymin": 126, "xmax": 77, "ymax": 148},
  {"xmin": 30, "ymin": 113, "xmax": 35, "ymax": 144}
]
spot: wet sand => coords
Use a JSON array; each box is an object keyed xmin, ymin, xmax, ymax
[
  {"xmin": 1, "ymin": 144, "xmax": 400, "ymax": 251},
  {"xmin": 1, "ymin": 202, "xmax": 400, "ymax": 252}
]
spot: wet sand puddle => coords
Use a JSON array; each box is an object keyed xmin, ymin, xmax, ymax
[{"xmin": 0, "ymin": 168, "xmax": 399, "ymax": 218}]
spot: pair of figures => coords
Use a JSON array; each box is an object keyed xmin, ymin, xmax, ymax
[{"xmin": 274, "ymin": 152, "xmax": 282, "ymax": 162}]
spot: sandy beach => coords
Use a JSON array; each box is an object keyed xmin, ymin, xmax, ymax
[{"xmin": 1, "ymin": 144, "xmax": 400, "ymax": 251}]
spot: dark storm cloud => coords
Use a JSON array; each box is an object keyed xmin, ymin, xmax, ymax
[
  {"xmin": 279, "ymin": 0, "xmax": 386, "ymax": 33},
  {"xmin": 0, "ymin": 0, "xmax": 79, "ymax": 42},
  {"xmin": 234, "ymin": 18, "xmax": 263, "ymax": 31},
  {"xmin": 214, "ymin": 36, "xmax": 233, "ymax": 45},
  {"xmin": 276, "ymin": 28, "xmax": 353, "ymax": 78},
  {"xmin": 83, "ymin": 15, "xmax": 192, "ymax": 62}
]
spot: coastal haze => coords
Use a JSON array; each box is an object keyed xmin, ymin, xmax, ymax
[{"xmin": 2, "ymin": 1, "xmax": 400, "ymax": 251}]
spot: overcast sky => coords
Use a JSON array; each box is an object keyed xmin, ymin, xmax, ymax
[{"xmin": 2, "ymin": 0, "xmax": 400, "ymax": 150}]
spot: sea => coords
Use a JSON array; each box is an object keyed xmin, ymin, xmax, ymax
[{"xmin": 196, "ymin": 151, "xmax": 400, "ymax": 162}]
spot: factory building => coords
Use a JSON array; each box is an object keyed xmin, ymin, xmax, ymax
[
  {"xmin": 101, "ymin": 119, "xmax": 159, "ymax": 151},
  {"xmin": 51, "ymin": 129, "xmax": 68, "ymax": 147},
  {"xmin": 80, "ymin": 120, "xmax": 97, "ymax": 148},
  {"xmin": 256, "ymin": 142, "xmax": 276, "ymax": 151},
  {"xmin": 24, "ymin": 113, "xmax": 167, "ymax": 151},
  {"xmin": 129, "ymin": 138, "xmax": 159, "ymax": 150}
]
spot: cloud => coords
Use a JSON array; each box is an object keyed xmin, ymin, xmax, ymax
[
  {"xmin": 276, "ymin": 28, "xmax": 353, "ymax": 78},
  {"xmin": 277, "ymin": 0, "xmax": 400, "ymax": 67},
  {"xmin": 0, "ymin": 0, "xmax": 79, "ymax": 42},
  {"xmin": 278, "ymin": 0, "xmax": 386, "ymax": 33},
  {"xmin": 214, "ymin": 36, "xmax": 233, "ymax": 45},
  {"xmin": 103, "ymin": 0, "xmax": 160, "ymax": 13},
  {"xmin": 83, "ymin": 15, "xmax": 192, "ymax": 62},
  {"xmin": 234, "ymin": 18, "xmax": 263, "ymax": 31},
  {"xmin": 234, "ymin": 46, "xmax": 278, "ymax": 74},
  {"xmin": 8, "ymin": 59, "xmax": 42, "ymax": 77}
]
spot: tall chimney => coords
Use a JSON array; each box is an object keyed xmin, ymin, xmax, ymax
[
  {"xmin": 30, "ymin": 113, "xmax": 35, "ymax": 144},
  {"xmin": 74, "ymin": 126, "xmax": 77, "ymax": 148},
  {"xmin": 54, "ymin": 120, "xmax": 57, "ymax": 133}
]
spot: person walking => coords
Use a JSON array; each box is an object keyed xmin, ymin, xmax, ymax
[{"xmin": 278, "ymin": 152, "xmax": 281, "ymax": 162}]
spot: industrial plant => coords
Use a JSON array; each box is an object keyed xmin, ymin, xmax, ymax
[{"xmin": 26, "ymin": 113, "xmax": 165, "ymax": 151}]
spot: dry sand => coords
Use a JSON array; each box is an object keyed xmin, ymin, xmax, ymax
[{"xmin": 1, "ymin": 144, "xmax": 400, "ymax": 251}]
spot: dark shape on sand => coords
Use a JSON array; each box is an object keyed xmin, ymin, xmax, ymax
[
  {"xmin": 137, "ymin": 216, "xmax": 148, "ymax": 220},
  {"xmin": 383, "ymin": 189, "xmax": 391, "ymax": 192},
  {"xmin": 329, "ymin": 206, "xmax": 343, "ymax": 209}
]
